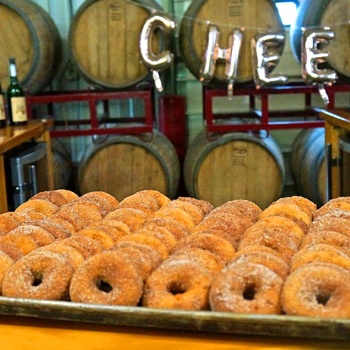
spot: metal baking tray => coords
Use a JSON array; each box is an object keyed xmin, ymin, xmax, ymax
[{"xmin": 0, "ymin": 297, "xmax": 349, "ymax": 340}]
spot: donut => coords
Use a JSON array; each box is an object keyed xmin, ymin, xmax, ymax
[
  {"xmin": 53, "ymin": 201, "xmax": 103, "ymax": 231},
  {"xmin": 252, "ymin": 216, "xmax": 305, "ymax": 246},
  {"xmin": 0, "ymin": 251, "xmax": 14, "ymax": 295},
  {"xmin": 10, "ymin": 224, "xmax": 55, "ymax": 247},
  {"xmin": 117, "ymin": 233, "xmax": 169, "ymax": 260},
  {"xmin": 177, "ymin": 197, "xmax": 214, "ymax": 217},
  {"xmin": 49, "ymin": 217, "xmax": 76, "ymax": 235},
  {"xmin": 79, "ymin": 191, "xmax": 119, "ymax": 216},
  {"xmin": 259, "ymin": 202, "xmax": 312, "ymax": 232},
  {"xmin": 307, "ymin": 216, "xmax": 350, "ymax": 239},
  {"xmin": 169, "ymin": 247, "xmax": 225, "ymax": 275},
  {"xmin": 103, "ymin": 208, "xmax": 148, "ymax": 232},
  {"xmin": 171, "ymin": 232, "xmax": 235, "ymax": 264},
  {"xmin": 0, "ymin": 241, "xmax": 24, "ymax": 261},
  {"xmin": 281, "ymin": 263, "xmax": 350, "ymax": 318},
  {"xmin": 238, "ymin": 226, "xmax": 299, "ymax": 263},
  {"xmin": 192, "ymin": 212, "xmax": 254, "ymax": 250},
  {"xmin": 0, "ymin": 212, "xmax": 21, "ymax": 233},
  {"xmin": 37, "ymin": 244, "xmax": 85, "ymax": 271},
  {"xmin": 274, "ymin": 196, "xmax": 317, "ymax": 220},
  {"xmin": 52, "ymin": 236, "xmax": 103, "ymax": 259},
  {"xmin": 153, "ymin": 206, "xmax": 197, "ymax": 231},
  {"xmin": 22, "ymin": 218, "xmax": 72, "ymax": 240},
  {"xmin": 111, "ymin": 242, "xmax": 162, "ymax": 281},
  {"xmin": 73, "ymin": 228, "xmax": 115, "ymax": 250},
  {"xmin": 209, "ymin": 261, "xmax": 283, "ymax": 314},
  {"xmin": 315, "ymin": 197, "xmax": 350, "ymax": 219},
  {"xmin": 15, "ymin": 199, "xmax": 59, "ymax": 217},
  {"xmin": 29, "ymin": 190, "xmax": 68, "ymax": 207},
  {"xmin": 0, "ymin": 230, "xmax": 39, "ymax": 255},
  {"xmin": 230, "ymin": 249, "xmax": 290, "ymax": 280},
  {"xmin": 117, "ymin": 192, "xmax": 161, "ymax": 215},
  {"xmin": 290, "ymin": 244, "xmax": 350, "ymax": 272},
  {"xmin": 142, "ymin": 259, "xmax": 213, "ymax": 310},
  {"xmin": 212, "ymin": 199, "xmax": 262, "ymax": 223},
  {"xmin": 236, "ymin": 244, "xmax": 290, "ymax": 264},
  {"xmin": 96, "ymin": 219, "xmax": 131, "ymax": 236},
  {"xmin": 300, "ymin": 230, "xmax": 350, "ymax": 250},
  {"xmin": 164, "ymin": 199, "xmax": 205, "ymax": 225},
  {"xmin": 84, "ymin": 223, "xmax": 129, "ymax": 244},
  {"xmin": 55, "ymin": 189, "xmax": 80, "ymax": 202},
  {"xmin": 135, "ymin": 189, "xmax": 171, "ymax": 208},
  {"xmin": 69, "ymin": 250, "xmax": 144, "ymax": 306},
  {"xmin": 139, "ymin": 217, "xmax": 189, "ymax": 241},
  {"xmin": 2, "ymin": 250, "xmax": 74, "ymax": 300},
  {"xmin": 135, "ymin": 225, "xmax": 177, "ymax": 251}
]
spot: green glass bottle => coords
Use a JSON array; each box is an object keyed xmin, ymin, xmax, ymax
[
  {"xmin": 7, "ymin": 57, "xmax": 27, "ymax": 126},
  {"xmin": 0, "ymin": 83, "xmax": 6, "ymax": 128}
]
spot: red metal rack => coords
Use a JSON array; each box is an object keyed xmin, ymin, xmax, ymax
[
  {"xmin": 26, "ymin": 87, "xmax": 154, "ymax": 138},
  {"xmin": 203, "ymin": 83, "xmax": 350, "ymax": 133}
]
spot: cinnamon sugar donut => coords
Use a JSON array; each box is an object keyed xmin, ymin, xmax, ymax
[
  {"xmin": 307, "ymin": 217, "xmax": 350, "ymax": 238},
  {"xmin": 192, "ymin": 212, "xmax": 254, "ymax": 250},
  {"xmin": 118, "ymin": 192, "xmax": 161, "ymax": 215},
  {"xmin": 171, "ymin": 232, "xmax": 235, "ymax": 264},
  {"xmin": 29, "ymin": 190, "xmax": 68, "ymax": 207},
  {"xmin": 22, "ymin": 218, "xmax": 72, "ymax": 240},
  {"xmin": 96, "ymin": 219, "xmax": 131, "ymax": 236},
  {"xmin": 165, "ymin": 199, "xmax": 204, "ymax": 225},
  {"xmin": 136, "ymin": 189, "xmax": 171, "ymax": 208},
  {"xmin": 53, "ymin": 201, "xmax": 103, "ymax": 231},
  {"xmin": 274, "ymin": 196, "xmax": 317, "ymax": 220},
  {"xmin": 209, "ymin": 261, "xmax": 283, "ymax": 314},
  {"xmin": 55, "ymin": 189, "xmax": 79, "ymax": 202},
  {"xmin": 0, "ymin": 230, "xmax": 39, "ymax": 255},
  {"xmin": 0, "ymin": 212, "xmax": 21, "ymax": 233},
  {"xmin": 238, "ymin": 226, "xmax": 299, "ymax": 263},
  {"xmin": 0, "ymin": 251, "xmax": 14, "ymax": 294},
  {"xmin": 231, "ymin": 249, "xmax": 290, "ymax": 280},
  {"xmin": 117, "ymin": 233, "xmax": 169, "ymax": 260},
  {"xmin": 315, "ymin": 197, "xmax": 350, "ymax": 219},
  {"xmin": 290, "ymin": 244, "xmax": 350, "ymax": 272},
  {"xmin": 169, "ymin": 247, "xmax": 225, "ymax": 275},
  {"xmin": 73, "ymin": 228, "xmax": 115, "ymax": 250},
  {"xmin": 140, "ymin": 217, "xmax": 189, "ymax": 241},
  {"xmin": 177, "ymin": 197, "xmax": 214, "ymax": 217},
  {"xmin": 136, "ymin": 225, "xmax": 177, "ymax": 251},
  {"xmin": 153, "ymin": 206, "xmax": 196, "ymax": 231},
  {"xmin": 301, "ymin": 230, "xmax": 350, "ymax": 250},
  {"xmin": 142, "ymin": 259, "xmax": 213, "ymax": 310},
  {"xmin": 281, "ymin": 263, "xmax": 350, "ymax": 318},
  {"xmin": 103, "ymin": 208, "xmax": 148, "ymax": 232},
  {"xmin": 0, "ymin": 242, "xmax": 24, "ymax": 261},
  {"xmin": 212, "ymin": 199, "xmax": 262, "ymax": 223},
  {"xmin": 112, "ymin": 241, "xmax": 163, "ymax": 281},
  {"xmin": 79, "ymin": 191, "xmax": 119, "ymax": 216},
  {"xmin": 259, "ymin": 202, "xmax": 312, "ymax": 232},
  {"xmin": 15, "ymin": 199, "xmax": 59, "ymax": 217},
  {"xmin": 10, "ymin": 224, "xmax": 55, "ymax": 247},
  {"xmin": 2, "ymin": 250, "xmax": 74, "ymax": 300},
  {"xmin": 86, "ymin": 222, "xmax": 129, "ymax": 244},
  {"xmin": 69, "ymin": 250, "xmax": 143, "ymax": 306}
]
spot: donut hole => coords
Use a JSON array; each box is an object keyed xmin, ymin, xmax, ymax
[
  {"xmin": 243, "ymin": 283, "xmax": 257, "ymax": 301},
  {"xmin": 168, "ymin": 281, "xmax": 187, "ymax": 295},
  {"xmin": 32, "ymin": 272, "xmax": 44, "ymax": 287},
  {"xmin": 316, "ymin": 292, "xmax": 331, "ymax": 306},
  {"xmin": 95, "ymin": 278, "xmax": 113, "ymax": 294}
]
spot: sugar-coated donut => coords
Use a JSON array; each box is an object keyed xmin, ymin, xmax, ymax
[
  {"xmin": 209, "ymin": 261, "xmax": 283, "ymax": 314},
  {"xmin": 0, "ymin": 251, "xmax": 14, "ymax": 295},
  {"xmin": 142, "ymin": 259, "xmax": 213, "ymax": 310},
  {"xmin": 10, "ymin": 224, "xmax": 55, "ymax": 247},
  {"xmin": 15, "ymin": 199, "xmax": 59, "ymax": 217},
  {"xmin": 29, "ymin": 191, "xmax": 68, "ymax": 207},
  {"xmin": 0, "ymin": 230, "xmax": 39, "ymax": 255},
  {"xmin": 0, "ymin": 212, "xmax": 21, "ymax": 233},
  {"xmin": 86, "ymin": 223, "xmax": 129, "ymax": 244},
  {"xmin": 136, "ymin": 225, "xmax": 178, "ymax": 251},
  {"xmin": 171, "ymin": 232, "xmax": 235, "ymax": 264},
  {"xmin": 69, "ymin": 250, "xmax": 144, "ymax": 306},
  {"xmin": 177, "ymin": 197, "xmax": 214, "ymax": 217},
  {"xmin": 301, "ymin": 230, "xmax": 350, "ymax": 250},
  {"xmin": 103, "ymin": 208, "xmax": 148, "ymax": 232},
  {"xmin": 2, "ymin": 250, "xmax": 74, "ymax": 300},
  {"xmin": 79, "ymin": 191, "xmax": 119, "ymax": 216},
  {"xmin": 281, "ymin": 263, "xmax": 350, "ymax": 318},
  {"xmin": 274, "ymin": 196, "xmax": 317, "ymax": 220},
  {"xmin": 0, "ymin": 241, "xmax": 24, "ymax": 261},
  {"xmin": 73, "ymin": 228, "xmax": 115, "ymax": 250},
  {"xmin": 314, "ymin": 197, "xmax": 350, "ymax": 219},
  {"xmin": 117, "ymin": 191, "xmax": 161, "ymax": 215},
  {"xmin": 22, "ymin": 219, "xmax": 72, "ymax": 240},
  {"xmin": 153, "ymin": 206, "xmax": 196, "ymax": 231},
  {"xmin": 55, "ymin": 189, "xmax": 80, "ymax": 202},
  {"xmin": 165, "ymin": 199, "xmax": 205, "ymax": 225}
]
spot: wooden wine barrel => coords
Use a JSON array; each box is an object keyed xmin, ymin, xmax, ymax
[
  {"xmin": 69, "ymin": 0, "xmax": 164, "ymax": 89},
  {"xmin": 183, "ymin": 130, "xmax": 285, "ymax": 209},
  {"xmin": 291, "ymin": 128, "xmax": 326, "ymax": 207},
  {"xmin": 77, "ymin": 130, "xmax": 180, "ymax": 200},
  {"xmin": 51, "ymin": 139, "xmax": 73, "ymax": 190},
  {"xmin": 179, "ymin": 0, "xmax": 284, "ymax": 86},
  {"xmin": 0, "ymin": 0, "xmax": 62, "ymax": 94},
  {"xmin": 290, "ymin": 0, "xmax": 350, "ymax": 80}
]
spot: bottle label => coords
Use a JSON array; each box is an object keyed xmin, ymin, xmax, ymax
[
  {"xmin": 11, "ymin": 97, "xmax": 27, "ymax": 123},
  {"xmin": 0, "ymin": 96, "xmax": 5, "ymax": 121}
]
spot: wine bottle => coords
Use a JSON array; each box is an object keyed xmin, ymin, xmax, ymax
[
  {"xmin": 7, "ymin": 57, "xmax": 27, "ymax": 126},
  {"xmin": 0, "ymin": 83, "xmax": 6, "ymax": 128}
]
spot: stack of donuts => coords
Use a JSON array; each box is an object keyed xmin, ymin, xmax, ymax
[{"xmin": 1, "ymin": 189, "xmax": 350, "ymax": 319}]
